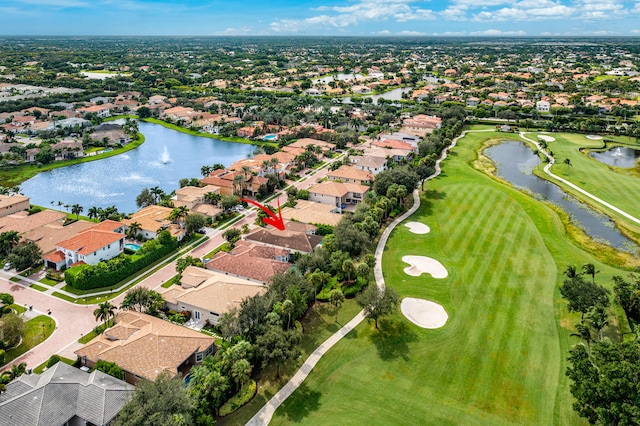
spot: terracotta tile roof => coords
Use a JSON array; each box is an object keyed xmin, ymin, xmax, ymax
[
  {"xmin": 280, "ymin": 200, "xmax": 342, "ymax": 226},
  {"xmin": 25, "ymin": 220, "xmax": 95, "ymax": 255},
  {"xmin": 75, "ymin": 312, "xmax": 215, "ymax": 382},
  {"xmin": 245, "ymin": 226, "xmax": 322, "ymax": 253},
  {"xmin": 121, "ymin": 205, "xmax": 173, "ymax": 233},
  {"xmin": 327, "ymin": 165, "xmax": 375, "ymax": 183},
  {"xmin": 90, "ymin": 219, "xmax": 124, "ymax": 232},
  {"xmin": 43, "ymin": 250, "xmax": 65, "ymax": 263},
  {"xmin": 206, "ymin": 241, "xmax": 290, "ymax": 283},
  {"xmin": 308, "ymin": 181, "xmax": 370, "ymax": 198},
  {"xmin": 160, "ymin": 266, "xmax": 266, "ymax": 316},
  {"xmin": 0, "ymin": 209, "xmax": 66, "ymax": 234},
  {"xmin": 56, "ymin": 229, "xmax": 124, "ymax": 256}
]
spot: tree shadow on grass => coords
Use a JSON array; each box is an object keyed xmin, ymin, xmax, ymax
[
  {"xmin": 423, "ymin": 189, "xmax": 446, "ymax": 200},
  {"xmin": 369, "ymin": 317, "xmax": 417, "ymax": 362},
  {"xmin": 280, "ymin": 383, "xmax": 322, "ymax": 423}
]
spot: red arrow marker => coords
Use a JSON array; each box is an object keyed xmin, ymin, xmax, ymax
[{"xmin": 240, "ymin": 198, "xmax": 286, "ymax": 231}]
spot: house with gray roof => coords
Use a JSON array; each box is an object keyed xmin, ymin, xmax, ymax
[{"xmin": 0, "ymin": 362, "xmax": 135, "ymax": 426}]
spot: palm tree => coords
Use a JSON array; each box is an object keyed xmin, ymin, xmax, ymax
[
  {"xmin": 10, "ymin": 362, "xmax": 27, "ymax": 380},
  {"xmin": 204, "ymin": 192, "xmax": 221, "ymax": 206},
  {"xmin": 169, "ymin": 206, "xmax": 189, "ymax": 228},
  {"xmin": 233, "ymin": 174, "xmax": 245, "ymax": 196},
  {"xmin": 563, "ymin": 158, "xmax": 572, "ymax": 176},
  {"xmin": 71, "ymin": 203, "xmax": 83, "ymax": 220},
  {"xmin": 93, "ymin": 301, "xmax": 115, "ymax": 325},
  {"xmin": 200, "ymin": 165, "xmax": 212, "ymax": 177},
  {"xmin": 563, "ymin": 265, "xmax": 578, "ymax": 279},
  {"xmin": 281, "ymin": 299, "xmax": 294, "ymax": 330},
  {"xmin": 357, "ymin": 262, "xmax": 370, "ymax": 284},
  {"xmin": 571, "ymin": 322, "xmax": 593, "ymax": 356},
  {"xmin": 150, "ymin": 186, "xmax": 164, "ymax": 204},
  {"xmin": 342, "ymin": 259, "xmax": 355, "ymax": 284},
  {"xmin": 582, "ymin": 263, "xmax": 599, "ymax": 284},
  {"xmin": 127, "ymin": 221, "xmax": 141, "ymax": 239},
  {"xmin": 230, "ymin": 359, "xmax": 252, "ymax": 393},
  {"xmin": 587, "ymin": 305, "xmax": 609, "ymax": 341},
  {"xmin": 329, "ymin": 289, "xmax": 345, "ymax": 322},
  {"xmin": 87, "ymin": 206, "xmax": 99, "ymax": 222}
]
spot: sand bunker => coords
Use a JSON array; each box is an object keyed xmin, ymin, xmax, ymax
[
  {"xmin": 537, "ymin": 135, "xmax": 555, "ymax": 142},
  {"xmin": 586, "ymin": 134, "xmax": 603, "ymax": 140},
  {"xmin": 401, "ymin": 298, "xmax": 448, "ymax": 329},
  {"xmin": 402, "ymin": 256, "xmax": 448, "ymax": 279},
  {"xmin": 405, "ymin": 222, "xmax": 430, "ymax": 234}
]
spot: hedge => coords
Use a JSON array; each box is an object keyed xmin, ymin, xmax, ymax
[
  {"xmin": 0, "ymin": 349, "xmax": 4, "ymax": 365},
  {"xmin": 65, "ymin": 231, "xmax": 178, "ymax": 290},
  {"xmin": 219, "ymin": 380, "xmax": 257, "ymax": 417}
]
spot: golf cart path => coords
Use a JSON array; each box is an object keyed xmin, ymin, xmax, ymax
[
  {"xmin": 245, "ymin": 129, "xmax": 484, "ymax": 425},
  {"xmin": 520, "ymin": 132, "xmax": 640, "ymax": 226}
]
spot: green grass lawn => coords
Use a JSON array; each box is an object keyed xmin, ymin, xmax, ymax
[
  {"xmin": 3, "ymin": 315, "xmax": 56, "ymax": 366},
  {"xmin": 268, "ymin": 130, "xmax": 633, "ymax": 425},
  {"xmin": 530, "ymin": 132, "xmax": 640, "ymax": 236}
]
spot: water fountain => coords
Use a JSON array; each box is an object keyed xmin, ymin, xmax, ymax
[
  {"xmin": 612, "ymin": 147, "xmax": 623, "ymax": 158},
  {"xmin": 161, "ymin": 146, "xmax": 171, "ymax": 164}
]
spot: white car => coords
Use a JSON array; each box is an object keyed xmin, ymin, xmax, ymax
[{"xmin": 4, "ymin": 263, "xmax": 11, "ymax": 271}]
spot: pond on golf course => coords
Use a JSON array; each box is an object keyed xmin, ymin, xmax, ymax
[
  {"xmin": 19, "ymin": 121, "xmax": 255, "ymax": 214},
  {"xmin": 590, "ymin": 146, "xmax": 640, "ymax": 168},
  {"xmin": 485, "ymin": 141, "xmax": 637, "ymax": 252}
]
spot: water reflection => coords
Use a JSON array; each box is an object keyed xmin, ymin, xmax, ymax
[
  {"xmin": 20, "ymin": 122, "xmax": 255, "ymax": 214},
  {"xmin": 590, "ymin": 146, "xmax": 640, "ymax": 168},
  {"xmin": 485, "ymin": 141, "xmax": 636, "ymax": 252}
]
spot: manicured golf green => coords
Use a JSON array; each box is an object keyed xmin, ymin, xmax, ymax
[
  {"xmin": 269, "ymin": 130, "xmax": 631, "ymax": 425},
  {"xmin": 531, "ymin": 132, "xmax": 640, "ymax": 236}
]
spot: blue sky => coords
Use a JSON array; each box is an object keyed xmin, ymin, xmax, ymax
[{"xmin": 1, "ymin": 0, "xmax": 639, "ymax": 36}]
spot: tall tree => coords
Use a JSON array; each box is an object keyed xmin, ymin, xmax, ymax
[
  {"xmin": 566, "ymin": 340, "xmax": 640, "ymax": 426},
  {"xmin": 329, "ymin": 289, "xmax": 345, "ymax": 322},
  {"xmin": 356, "ymin": 285, "xmax": 400, "ymax": 330},
  {"xmin": 115, "ymin": 372, "xmax": 196, "ymax": 426},
  {"xmin": 582, "ymin": 263, "xmax": 599, "ymax": 285},
  {"xmin": 71, "ymin": 203, "xmax": 83, "ymax": 220},
  {"xmin": 560, "ymin": 275, "xmax": 610, "ymax": 320},
  {"xmin": 255, "ymin": 324, "xmax": 302, "ymax": 378},
  {"xmin": 120, "ymin": 287, "xmax": 163, "ymax": 314}
]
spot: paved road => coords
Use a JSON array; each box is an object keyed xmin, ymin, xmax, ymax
[
  {"xmin": 0, "ymin": 275, "xmax": 95, "ymax": 372},
  {"xmin": 0, "ymin": 155, "xmax": 341, "ymax": 373}
]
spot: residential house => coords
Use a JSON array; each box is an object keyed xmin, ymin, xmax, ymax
[
  {"xmin": 371, "ymin": 139, "xmax": 416, "ymax": 153},
  {"xmin": 205, "ymin": 240, "xmax": 291, "ymax": 283},
  {"xmin": 44, "ymin": 220, "xmax": 125, "ymax": 270},
  {"xmin": 284, "ymin": 138, "xmax": 336, "ymax": 154},
  {"xmin": 349, "ymin": 155, "xmax": 387, "ymax": 175},
  {"xmin": 121, "ymin": 205, "xmax": 185, "ymax": 241},
  {"xmin": 466, "ymin": 97, "xmax": 480, "ymax": 107},
  {"xmin": 327, "ymin": 165, "xmax": 374, "ymax": 185},
  {"xmin": 308, "ymin": 181, "xmax": 370, "ymax": 211},
  {"xmin": 244, "ymin": 221, "xmax": 323, "ymax": 254},
  {"xmin": 401, "ymin": 114, "xmax": 442, "ymax": 136},
  {"xmin": 160, "ymin": 266, "xmax": 266, "ymax": 326},
  {"xmin": 0, "ymin": 362, "xmax": 135, "ymax": 426},
  {"xmin": 75, "ymin": 311, "xmax": 216, "ymax": 384},
  {"xmin": 77, "ymin": 104, "xmax": 111, "ymax": 119},
  {"xmin": 90, "ymin": 123, "xmax": 130, "ymax": 146},
  {"xmin": 173, "ymin": 185, "xmax": 222, "ymax": 218},
  {"xmin": 280, "ymin": 200, "xmax": 342, "ymax": 227},
  {"xmin": 200, "ymin": 170, "xmax": 237, "ymax": 196},
  {"xmin": 0, "ymin": 194, "xmax": 30, "ymax": 218},
  {"xmin": 536, "ymin": 100, "xmax": 550, "ymax": 112}
]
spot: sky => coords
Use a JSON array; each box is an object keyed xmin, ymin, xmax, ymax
[{"xmin": 0, "ymin": 0, "xmax": 639, "ymax": 37}]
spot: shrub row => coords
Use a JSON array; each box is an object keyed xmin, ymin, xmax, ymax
[
  {"xmin": 65, "ymin": 231, "xmax": 178, "ymax": 290},
  {"xmin": 219, "ymin": 380, "xmax": 257, "ymax": 417}
]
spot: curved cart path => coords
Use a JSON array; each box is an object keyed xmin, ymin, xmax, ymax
[{"xmin": 245, "ymin": 130, "xmax": 483, "ymax": 425}]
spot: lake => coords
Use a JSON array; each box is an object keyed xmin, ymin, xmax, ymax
[
  {"xmin": 485, "ymin": 141, "xmax": 636, "ymax": 252},
  {"xmin": 590, "ymin": 146, "xmax": 640, "ymax": 168},
  {"xmin": 20, "ymin": 121, "xmax": 255, "ymax": 214}
]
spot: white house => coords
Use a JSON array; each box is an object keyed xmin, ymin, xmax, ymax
[
  {"xmin": 308, "ymin": 181, "xmax": 370, "ymax": 212},
  {"xmin": 45, "ymin": 220, "xmax": 125, "ymax": 270},
  {"xmin": 536, "ymin": 100, "xmax": 551, "ymax": 112}
]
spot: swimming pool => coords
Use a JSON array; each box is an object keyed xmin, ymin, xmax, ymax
[
  {"xmin": 124, "ymin": 243, "xmax": 141, "ymax": 251},
  {"xmin": 263, "ymin": 134, "xmax": 277, "ymax": 141}
]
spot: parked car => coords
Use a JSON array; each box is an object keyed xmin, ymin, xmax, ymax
[{"xmin": 4, "ymin": 263, "xmax": 11, "ymax": 271}]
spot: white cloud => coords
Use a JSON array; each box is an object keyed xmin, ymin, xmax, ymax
[
  {"xmin": 433, "ymin": 31, "xmax": 467, "ymax": 35},
  {"xmin": 630, "ymin": 29, "xmax": 640, "ymax": 33},
  {"xmin": 270, "ymin": 0, "xmax": 437, "ymax": 33},
  {"xmin": 469, "ymin": 29, "xmax": 527, "ymax": 35},
  {"xmin": 472, "ymin": 1, "xmax": 574, "ymax": 22},
  {"xmin": 397, "ymin": 30, "xmax": 427, "ymax": 35}
]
